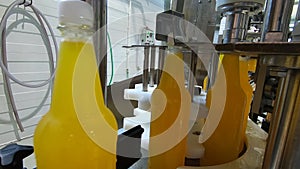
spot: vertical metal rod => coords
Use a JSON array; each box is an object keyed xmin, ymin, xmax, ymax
[
  {"xmin": 143, "ymin": 46, "xmax": 150, "ymax": 91},
  {"xmin": 188, "ymin": 51, "xmax": 197, "ymax": 101},
  {"xmin": 292, "ymin": 1, "xmax": 300, "ymax": 41},
  {"xmin": 263, "ymin": 70, "xmax": 293, "ymax": 169},
  {"xmin": 223, "ymin": 12, "xmax": 249, "ymax": 43},
  {"xmin": 251, "ymin": 63, "xmax": 267, "ymax": 117},
  {"xmin": 261, "ymin": 0, "xmax": 294, "ymax": 41},
  {"xmin": 295, "ymin": 0, "xmax": 300, "ymax": 25},
  {"xmin": 91, "ymin": 0, "xmax": 108, "ymax": 104},
  {"xmin": 260, "ymin": 1, "xmax": 298, "ymax": 168},
  {"xmin": 207, "ymin": 53, "xmax": 219, "ymax": 89},
  {"xmin": 149, "ymin": 46, "xmax": 156, "ymax": 87},
  {"xmin": 157, "ymin": 47, "xmax": 165, "ymax": 85},
  {"xmin": 281, "ymin": 72, "xmax": 300, "ymax": 168},
  {"xmin": 223, "ymin": 13, "xmax": 234, "ymax": 43}
]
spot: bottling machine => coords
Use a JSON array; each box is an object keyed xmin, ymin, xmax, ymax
[{"xmin": 1, "ymin": 0, "xmax": 300, "ymax": 168}]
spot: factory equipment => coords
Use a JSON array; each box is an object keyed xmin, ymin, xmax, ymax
[
  {"xmin": 250, "ymin": 0, "xmax": 295, "ymax": 127},
  {"xmin": 217, "ymin": 0, "xmax": 264, "ymax": 43},
  {"xmin": 211, "ymin": 0, "xmax": 300, "ymax": 168},
  {"xmin": 196, "ymin": 0, "xmax": 264, "ymax": 167},
  {"xmin": 1, "ymin": 0, "xmax": 300, "ymax": 168}
]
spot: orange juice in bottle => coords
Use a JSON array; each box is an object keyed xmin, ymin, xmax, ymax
[
  {"xmin": 201, "ymin": 54, "xmax": 246, "ymax": 166},
  {"xmin": 34, "ymin": 1, "xmax": 117, "ymax": 168},
  {"xmin": 148, "ymin": 48, "xmax": 191, "ymax": 169},
  {"xmin": 239, "ymin": 57, "xmax": 253, "ymax": 152}
]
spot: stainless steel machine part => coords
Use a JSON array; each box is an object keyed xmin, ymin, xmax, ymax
[
  {"xmin": 180, "ymin": 0, "xmax": 217, "ymax": 91},
  {"xmin": 188, "ymin": 52, "xmax": 198, "ymax": 100},
  {"xmin": 262, "ymin": 68, "xmax": 290, "ymax": 169},
  {"xmin": 149, "ymin": 46, "xmax": 156, "ymax": 87},
  {"xmin": 207, "ymin": 53, "xmax": 219, "ymax": 89},
  {"xmin": 143, "ymin": 46, "xmax": 150, "ymax": 92},
  {"xmin": 252, "ymin": 0, "xmax": 294, "ymax": 119},
  {"xmin": 183, "ymin": 0, "xmax": 217, "ymax": 42},
  {"xmin": 251, "ymin": 60, "xmax": 267, "ymax": 115},
  {"xmin": 262, "ymin": 63, "xmax": 300, "ymax": 169},
  {"xmin": 257, "ymin": 1, "xmax": 300, "ymax": 168},
  {"xmin": 217, "ymin": 1, "xmax": 264, "ymax": 43},
  {"xmin": 292, "ymin": 0, "xmax": 300, "ymax": 41},
  {"xmin": 261, "ymin": 0, "xmax": 295, "ymax": 41},
  {"xmin": 223, "ymin": 11, "xmax": 249, "ymax": 43},
  {"xmin": 216, "ymin": 0, "xmax": 264, "ymax": 8},
  {"xmin": 280, "ymin": 73, "xmax": 300, "ymax": 168},
  {"xmin": 157, "ymin": 47, "xmax": 166, "ymax": 85}
]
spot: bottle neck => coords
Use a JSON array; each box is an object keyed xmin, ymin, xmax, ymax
[
  {"xmin": 50, "ymin": 24, "xmax": 96, "ymax": 116},
  {"xmin": 158, "ymin": 47, "xmax": 185, "ymax": 90},
  {"xmin": 58, "ymin": 23, "xmax": 94, "ymax": 41}
]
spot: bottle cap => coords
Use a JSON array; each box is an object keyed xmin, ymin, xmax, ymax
[{"xmin": 58, "ymin": 0, "xmax": 94, "ymax": 27}]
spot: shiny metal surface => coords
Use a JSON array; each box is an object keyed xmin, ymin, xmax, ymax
[
  {"xmin": 223, "ymin": 11, "xmax": 249, "ymax": 43},
  {"xmin": 262, "ymin": 55, "xmax": 300, "ymax": 68},
  {"xmin": 157, "ymin": 47, "xmax": 166, "ymax": 85},
  {"xmin": 216, "ymin": 0, "xmax": 265, "ymax": 10},
  {"xmin": 188, "ymin": 52, "xmax": 197, "ymax": 100},
  {"xmin": 261, "ymin": 0, "xmax": 295, "ymax": 41},
  {"xmin": 143, "ymin": 46, "xmax": 150, "ymax": 92},
  {"xmin": 217, "ymin": 1, "xmax": 263, "ymax": 43},
  {"xmin": 207, "ymin": 54, "xmax": 219, "ymax": 89},
  {"xmin": 183, "ymin": 0, "xmax": 216, "ymax": 41},
  {"xmin": 296, "ymin": 0, "xmax": 300, "ymax": 23},
  {"xmin": 149, "ymin": 46, "xmax": 156, "ymax": 87},
  {"xmin": 280, "ymin": 73, "xmax": 300, "ymax": 168},
  {"xmin": 217, "ymin": 1, "xmax": 264, "ymax": 13},
  {"xmin": 263, "ymin": 70, "xmax": 300, "ymax": 169},
  {"xmin": 251, "ymin": 61, "xmax": 267, "ymax": 115},
  {"xmin": 292, "ymin": 1, "xmax": 300, "ymax": 41},
  {"xmin": 262, "ymin": 70, "xmax": 290, "ymax": 169}
]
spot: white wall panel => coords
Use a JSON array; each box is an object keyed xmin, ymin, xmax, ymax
[
  {"xmin": 0, "ymin": 0, "xmax": 57, "ymax": 145},
  {"xmin": 107, "ymin": 0, "xmax": 163, "ymax": 83}
]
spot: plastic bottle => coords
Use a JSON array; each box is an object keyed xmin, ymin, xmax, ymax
[
  {"xmin": 239, "ymin": 57, "xmax": 253, "ymax": 152},
  {"xmin": 201, "ymin": 54, "xmax": 246, "ymax": 166},
  {"xmin": 34, "ymin": 1, "xmax": 118, "ymax": 168},
  {"xmin": 148, "ymin": 48, "xmax": 191, "ymax": 169}
]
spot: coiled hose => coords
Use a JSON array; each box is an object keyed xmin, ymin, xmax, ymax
[{"xmin": 0, "ymin": 0, "xmax": 57, "ymax": 132}]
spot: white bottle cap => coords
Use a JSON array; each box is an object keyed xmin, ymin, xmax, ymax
[{"xmin": 58, "ymin": 0, "xmax": 94, "ymax": 27}]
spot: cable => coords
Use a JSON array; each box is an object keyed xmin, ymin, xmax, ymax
[
  {"xmin": 0, "ymin": 0, "xmax": 57, "ymax": 131},
  {"xmin": 0, "ymin": 0, "xmax": 57, "ymax": 88},
  {"xmin": 107, "ymin": 32, "xmax": 114, "ymax": 85}
]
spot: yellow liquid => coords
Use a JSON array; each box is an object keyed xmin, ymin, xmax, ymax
[
  {"xmin": 203, "ymin": 76, "xmax": 208, "ymax": 91},
  {"xmin": 239, "ymin": 59, "xmax": 253, "ymax": 152},
  {"xmin": 34, "ymin": 41, "xmax": 118, "ymax": 169},
  {"xmin": 201, "ymin": 54, "xmax": 246, "ymax": 166},
  {"xmin": 148, "ymin": 51, "xmax": 191, "ymax": 169},
  {"xmin": 247, "ymin": 58, "xmax": 257, "ymax": 73}
]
